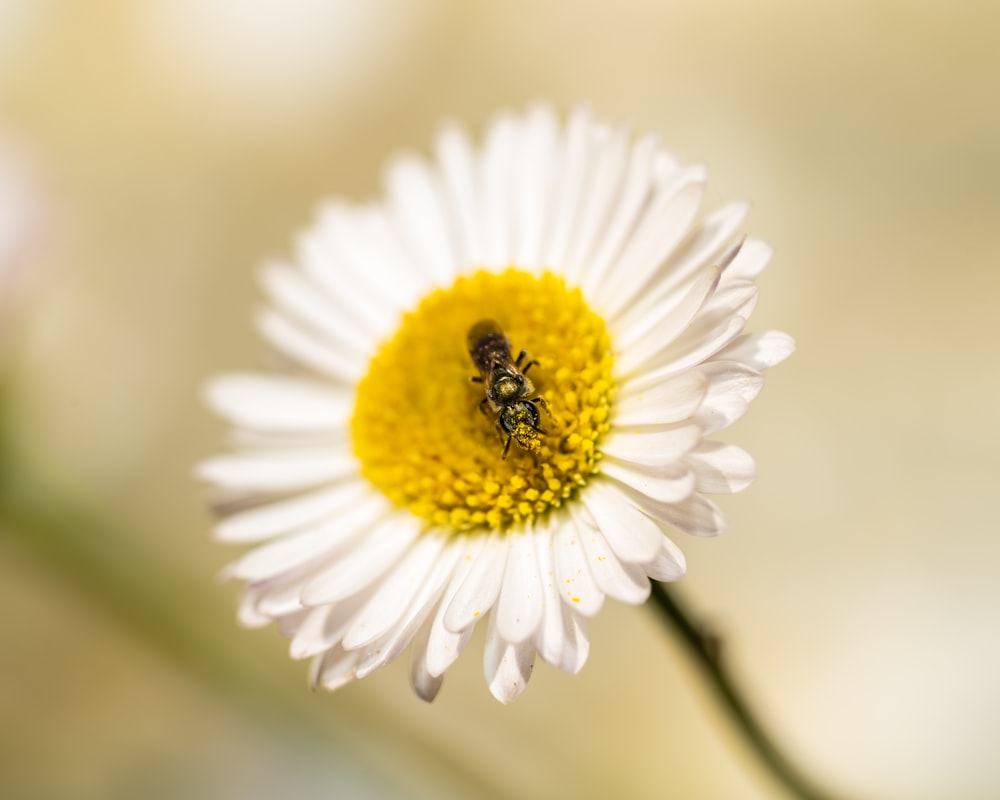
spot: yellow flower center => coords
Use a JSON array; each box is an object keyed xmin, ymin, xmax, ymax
[{"xmin": 351, "ymin": 269, "xmax": 615, "ymax": 532}]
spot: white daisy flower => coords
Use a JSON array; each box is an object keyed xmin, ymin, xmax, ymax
[{"xmin": 199, "ymin": 103, "xmax": 794, "ymax": 703}]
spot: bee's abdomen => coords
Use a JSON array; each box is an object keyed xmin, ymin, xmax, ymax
[{"xmin": 468, "ymin": 319, "xmax": 511, "ymax": 372}]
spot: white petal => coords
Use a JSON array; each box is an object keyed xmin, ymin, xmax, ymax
[
  {"xmin": 305, "ymin": 205, "xmax": 416, "ymax": 331},
  {"xmin": 307, "ymin": 653, "xmax": 325, "ymax": 690},
  {"xmin": 411, "ymin": 667, "xmax": 444, "ymax": 703},
  {"xmin": 255, "ymin": 308, "xmax": 358, "ymax": 382},
  {"xmin": 653, "ymin": 147, "xmax": 681, "ymax": 181},
  {"xmin": 571, "ymin": 506, "xmax": 650, "ymax": 605},
  {"xmin": 564, "ymin": 124, "xmax": 629, "ymax": 285},
  {"xmin": 579, "ymin": 132, "xmax": 658, "ymax": 295},
  {"xmin": 444, "ymin": 531, "xmax": 509, "ymax": 632},
  {"xmin": 620, "ymin": 488, "xmax": 728, "ymax": 538},
  {"xmin": 600, "ymin": 424, "xmax": 701, "ymax": 467},
  {"xmin": 672, "ymin": 496, "xmax": 731, "ymax": 538},
  {"xmin": 623, "ymin": 314, "xmax": 747, "ymax": 392},
  {"xmin": 342, "ymin": 532, "xmax": 448, "ymax": 650},
  {"xmin": 256, "ymin": 576, "xmax": 310, "ymax": 618},
  {"xmin": 535, "ymin": 526, "xmax": 589, "ymax": 674},
  {"xmin": 204, "ymin": 373, "xmax": 349, "ymax": 433},
  {"xmin": 666, "ymin": 202, "xmax": 751, "ymax": 289},
  {"xmin": 543, "ymin": 105, "xmax": 595, "ymax": 270},
  {"xmin": 480, "ymin": 113, "xmax": 518, "ymax": 268},
  {"xmin": 687, "ymin": 441, "xmax": 757, "ymax": 494},
  {"xmin": 277, "ymin": 609, "xmax": 309, "ymax": 638},
  {"xmin": 552, "ymin": 514, "xmax": 604, "ymax": 617},
  {"xmin": 299, "ymin": 514, "xmax": 422, "ymax": 605},
  {"xmin": 580, "ymin": 479, "xmax": 670, "ymax": 563},
  {"xmin": 237, "ymin": 588, "xmax": 272, "ymax": 628},
  {"xmin": 612, "ymin": 257, "xmax": 720, "ymax": 355},
  {"xmin": 258, "ymin": 261, "xmax": 371, "ymax": 360},
  {"xmin": 384, "ymin": 155, "xmax": 458, "ymax": 285},
  {"xmin": 427, "ymin": 620, "xmax": 476, "ymax": 676},
  {"xmin": 214, "ymin": 484, "xmax": 363, "ymax": 543},
  {"xmin": 495, "ymin": 527, "xmax": 545, "ymax": 644},
  {"xmin": 289, "ymin": 592, "xmax": 370, "ymax": 659},
  {"xmin": 692, "ymin": 360, "xmax": 765, "ymax": 435},
  {"xmin": 599, "ymin": 164, "xmax": 707, "ymax": 320},
  {"xmin": 197, "ymin": 450, "xmax": 355, "ymax": 491},
  {"xmin": 600, "ymin": 460, "xmax": 696, "ymax": 505},
  {"xmin": 514, "ymin": 102, "xmax": 558, "ymax": 271},
  {"xmin": 697, "ymin": 279, "xmax": 758, "ymax": 326},
  {"xmin": 558, "ymin": 611, "xmax": 589, "ymax": 675},
  {"xmin": 277, "ymin": 608, "xmax": 314, "ymax": 638},
  {"xmin": 642, "ymin": 534, "xmax": 687, "ymax": 582},
  {"xmin": 484, "ymin": 611, "xmax": 535, "ymax": 704},
  {"xmin": 409, "ymin": 616, "xmax": 445, "ymax": 702},
  {"xmin": 615, "ymin": 202, "xmax": 748, "ymax": 332},
  {"xmin": 318, "ymin": 646, "xmax": 360, "ymax": 691},
  {"xmin": 240, "ymin": 573, "xmax": 310, "ymax": 621},
  {"xmin": 228, "ymin": 489, "xmax": 386, "ymax": 580},
  {"xmin": 424, "ymin": 536, "xmax": 486, "ymax": 677},
  {"xmin": 611, "ymin": 264, "xmax": 721, "ymax": 378},
  {"xmin": 532, "ymin": 521, "xmax": 564, "ymax": 668},
  {"xmin": 294, "ymin": 220, "xmax": 392, "ymax": 340},
  {"xmin": 332, "ymin": 205, "xmax": 430, "ymax": 312},
  {"xmin": 723, "ymin": 236, "xmax": 772, "ymax": 281},
  {"xmin": 613, "ymin": 369, "xmax": 708, "ymax": 428},
  {"xmin": 222, "ymin": 427, "xmax": 346, "ymax": 452},
  {"xmin": 639, "ymin": 289, "xmax": 751, "ymax": 378},
  {"xmin": 435, "ymin": 122, "xmax": 482, "ymax": 266},
  {"xmin": 353, "ymin": 539, "xmax": 464, "ymax": 679},
  {"xmin": 714, "ymin": 330, "xmax": 795, "ymax": 371},
  {"xmin": 289, "ymin": 606, "xmax": 332, "ymax": 658}
]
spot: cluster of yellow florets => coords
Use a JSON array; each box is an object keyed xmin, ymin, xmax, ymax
[{"xmin": 351, "ymin": 269, "xmax": 615, "ymax": 532}]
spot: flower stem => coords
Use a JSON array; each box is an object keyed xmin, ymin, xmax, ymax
[{"xmin": 649, "ymin": 581, "xmax": 847, "ymax": 800}]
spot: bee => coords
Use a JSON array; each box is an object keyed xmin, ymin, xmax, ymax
[{"xmin": 467, "ymin": 319, "xmax": 549, "ymax": 458}]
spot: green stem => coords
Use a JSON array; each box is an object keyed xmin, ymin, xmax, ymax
[{"xmin": 649, "ymin": 581, "xmax": 848, "ymax": 800}]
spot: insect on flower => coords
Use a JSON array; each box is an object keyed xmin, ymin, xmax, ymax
[
  {"xmin": 467, "ymin": 319, "xmax": 549, "ymax": 458},
  {"xmin": 199, "ymin": 103, "xmax": 795, "ymax": 705}
]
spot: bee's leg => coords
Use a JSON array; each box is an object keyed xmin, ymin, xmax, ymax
[
  {"xmin": 470, "ymin": 375, "xmax": 483, "ymax": 383},
  {"xmin": 516, "ymin": 349, "xmax": 539, "ymax": 374},
  {"xmin": 479, "ymin": 397, "xmax": 491, "ymax": 417},
  {"xmin": 533, "ymin": 398, "xmax": 553, "ymax": 436},
  {"xmin": 494, "ymin": 419, "xmax": 513, "ymax": 459}
]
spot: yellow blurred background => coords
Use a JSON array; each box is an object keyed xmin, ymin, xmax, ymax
[{"xmin": 2, "ymin": 0, "xmax": 998, "ymax": 797}]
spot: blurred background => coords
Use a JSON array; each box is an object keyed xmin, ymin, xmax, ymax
[{"xmin": 1, "ymin": 0, "xmax": 998, "ymax": 798}]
